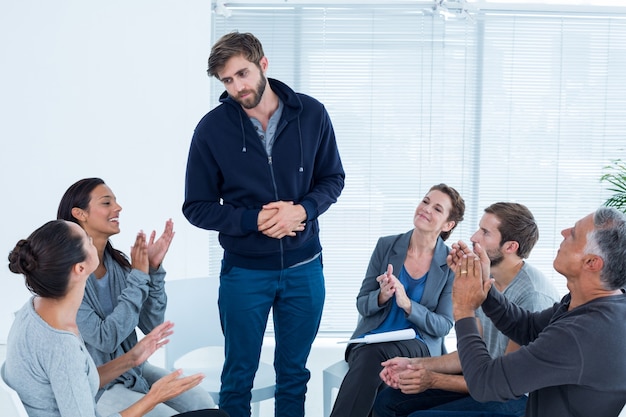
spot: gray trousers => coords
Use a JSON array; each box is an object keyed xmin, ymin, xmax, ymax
[{"xmin": 96, "ymin": 362, "xmax": 216, "ymax": 417}]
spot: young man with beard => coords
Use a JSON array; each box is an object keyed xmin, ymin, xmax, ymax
[
  {"xmin": 183, "ymin": 32, "xmax": 345, "ymax": 417},
  {"xmin": 374, "ymin": 202, "xmax": 559, "ymax": 417}
]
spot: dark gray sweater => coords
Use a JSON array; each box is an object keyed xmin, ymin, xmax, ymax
[{"xmin": 456, "ymin": 288, "xmax": 626, "ymax": 417}]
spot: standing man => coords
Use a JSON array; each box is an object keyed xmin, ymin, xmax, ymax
[
  {"xmin": 183, "ymin": 32, "xmax": 345, "ymax": 417},
  {"xmin": 452, "ymin": 207, "xmax": 626, "ymax": 416},
  {"xmin": 376, "ymin": 202, "xmax": 559, "ymax": 417}
]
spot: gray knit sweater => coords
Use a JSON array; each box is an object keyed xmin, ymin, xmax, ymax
[
  {"xmin": 2, "ymin": 299, "xmax": 122, "ymax": 417},
  {"xmin": 77, "ymin": 252, "xmax": 166, "ymax": 398}
]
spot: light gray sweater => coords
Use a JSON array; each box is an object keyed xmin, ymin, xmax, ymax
[
  {"xmin": 475, "ymin": 262, "xmax": 559, "ymax": 358},
  {"xmin": 2, "ymin": 299, "xmax": 121, "ymax": 417}
]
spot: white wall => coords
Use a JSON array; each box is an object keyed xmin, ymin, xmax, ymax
[{"xmin": 0, "ymin": 1, "xmax": 214, "ymax": 342}]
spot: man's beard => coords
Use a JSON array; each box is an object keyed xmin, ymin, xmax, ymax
[
  {"xmin": 234, "ymin": 75, "xmax": 267, "ymax": 109},
  {"xmin": 475, "ymin": 243, "xmax": 505, "ymax": 267},
  {"xmin": 487, "ymin": 247, "xmax": 504, "ymax": 267}
]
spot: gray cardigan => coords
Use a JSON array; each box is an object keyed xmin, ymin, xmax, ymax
[
  {"xmin": 77, "ymin": 252, "xmax": 167, "ymax": 397},
  {"xmin": 350, "ymin": 230, "xmax": 454, "ymax": 357}
]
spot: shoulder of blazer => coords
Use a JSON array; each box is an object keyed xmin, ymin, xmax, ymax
[{"xmin": 383, "ymin": 230, "xmax": 413, "ymax": 255}]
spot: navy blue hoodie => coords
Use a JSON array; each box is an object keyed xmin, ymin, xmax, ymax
[{"xmin": 183, "ymin": 78, "xmax": 345, "ymax": 270}]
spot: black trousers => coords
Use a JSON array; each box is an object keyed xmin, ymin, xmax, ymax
[{"xmin": 329, "ymin": 339, "xmax": 430, "ymax": 417}]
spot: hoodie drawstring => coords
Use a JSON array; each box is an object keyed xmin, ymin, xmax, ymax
[
  {"xmin": 238, "ymin": 105, "xmax": 303, "ymax": 174},
  {"xmin": 297, "ymin": 117, "xmax": 304, "ymax": 173}
]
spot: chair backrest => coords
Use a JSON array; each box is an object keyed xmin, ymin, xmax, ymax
[
  {"xmin": 0, "ymin": 362, "xmax": 29, "ymax": 417},
  {"xmin": 164, "ymin": 276, "xmax": 223, "ymax": 370}
]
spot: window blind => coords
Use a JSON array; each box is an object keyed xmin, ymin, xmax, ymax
[
  {"xmin": 478, "ymin": 12, "xmax": 626, "ymax": 296},
  {"xmin": 208, "ymin": 2, "xmax": 626, "ymax": 334}
]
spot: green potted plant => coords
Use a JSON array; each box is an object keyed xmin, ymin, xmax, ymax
[{"xmin": 600, "ymin": 159, "xmax": 626, "ymax": 213}]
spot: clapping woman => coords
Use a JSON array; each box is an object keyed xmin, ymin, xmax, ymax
[
  {"xmin": 329, "ymin": 184, "xmax": 465, "ymax": 417},
  {"xmin": 56, "ymin": 178, "xmax": 215, "ymax": 416},
  {"xmin": 2, "ymin": 220, "xmax": 226, "ymax": 417}
]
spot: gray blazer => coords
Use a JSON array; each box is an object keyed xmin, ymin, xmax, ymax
[{"xmin": 350, "ymin": 230, "xmax": 454, "ymax": 357}]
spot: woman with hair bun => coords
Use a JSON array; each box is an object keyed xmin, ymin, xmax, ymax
[{"xmin": 2, "ymin": 220, "xmax": 227, "ymax": 417}]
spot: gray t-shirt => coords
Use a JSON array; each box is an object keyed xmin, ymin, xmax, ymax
[
  {"xmin": 476, "ymin": 262, "xmax": 560, "ymax": 358},
  {"xmin": 2, "ymin": 298, "xmax": 121, "ymax": 417},
  {"xmin": 250, "ymin": 98, "xmax": 284, "ymax": 156}
]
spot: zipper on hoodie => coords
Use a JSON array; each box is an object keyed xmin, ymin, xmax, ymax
[{"xmin": 267, "ymin": 154, "xmax": 285, "ymax": 269}]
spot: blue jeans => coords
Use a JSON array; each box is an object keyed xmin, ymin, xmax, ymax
[
  {"xmin": 218, "ymin": 257, "xmax": 325, "ymax": 417},
  {"xmin": 373, "ymin": 387, "xmax": 527, "ymax": 417}
]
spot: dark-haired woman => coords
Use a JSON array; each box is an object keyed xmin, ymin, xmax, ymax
[
  {"xmin": 329, "ymin": 184, "xmax": 466, "ymax": 417},
  {"xmin": 57, "ymin": 178, "xmax": 215, "ymax": 416},
  {"xmin": 2, "ymin": 220, "xmax": 227, "ymax": 417}
]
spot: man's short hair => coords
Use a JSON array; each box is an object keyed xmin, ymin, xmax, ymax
[
  {"xmin": 208, "ymin": 31, "xmax": 265, "ymax": 78},
  {"xmin": 484, "ymin": 202, "xmax": 539, "ymax": 259}
]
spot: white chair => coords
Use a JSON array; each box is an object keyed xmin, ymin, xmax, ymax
[
  {"xmin": 0, "ymin": 362, "xmax": 29, "ymax": 417},
  {"xmin": 322, "ymin": 359, "xmax": 349, "ymax": 417},
  {"xmin": 164, "ymin": 276, "xmax": 276, "ymax": 417}
]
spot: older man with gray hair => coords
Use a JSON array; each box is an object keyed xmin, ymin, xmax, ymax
[{"xmin": 452, "ymin": 207, "xmax": 626, "ymax": 417}]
